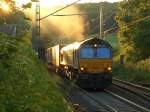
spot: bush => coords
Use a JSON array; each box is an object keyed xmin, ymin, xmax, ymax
[
  {"xmin": 136, "ymin": 58, "xmax": 150, "ymax": 72},
  {"xmin": 0, "ymin": 33, "xmax": 72, "ymax": 112},
  {"xmin": 113, "ymin": 61, "xmax": 150, "ymax": 83}
]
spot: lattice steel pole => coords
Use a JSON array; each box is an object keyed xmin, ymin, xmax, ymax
[
  {"xmin": 35, "ymin": 1, "xmax": 41, "ymax": 58},
  {"xmin": 99, "ymin": 2, "xmax": 103, "ymax": 39}
]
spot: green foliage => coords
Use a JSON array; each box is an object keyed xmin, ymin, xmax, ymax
[
  {"xmin": 12, "ymin": 11, "xmax": 31, "ymax": 35},
  {"xmin": 105, "ymin": 34, "xmax": 119, "ymax": 56},
  {"xmin": 113, "ymin": 62, "xmax": 150, "ymax": 83},
  {"xmin": 105, "ymin": 34, "xmax": 118, "ymax": 48},
  {"xmin": 0, "ymin": 33, "xmax": 72, "ymax": 112},
  {"xmin": 0, "ymin": 1, "xmax": 31, "ymax": 36},
  {"xmin": 116, "ymin": 0, "xmax": 150, "ymax": 62},
  {"xmin": 136, "ymin": 59, "xmax": 150, "ymax": 72},
  {"xmin": 0, "ymin": 33, "xmax": 19, "ymax": 66},
  {"xmin": 22, "ymin": 3, "xmax": 32, "ymax": 9}
]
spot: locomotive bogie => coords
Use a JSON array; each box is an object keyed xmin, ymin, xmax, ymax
[{"xmin": 76, "ymin": 73, "xmax": 112, "ymax": 89}]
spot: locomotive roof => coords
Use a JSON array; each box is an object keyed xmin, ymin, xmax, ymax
[
  {"xmin": 78, "ymin": 37, "xmax": 111, "ymax": 47},
  {"xmin": 61, "ymin": 37, "xmax": 112, "ymax": 51}
]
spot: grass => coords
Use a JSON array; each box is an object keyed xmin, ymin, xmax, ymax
[{"xmin": 0, "ymin": 33, "xmax": 73, "ymax": 112}]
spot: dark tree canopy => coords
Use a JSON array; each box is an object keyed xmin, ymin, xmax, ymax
[
  {"xmin": 0, "ymin": 0, "xmax": 31, "ymax": 35},
  {"xmin": 116, "ymin": 0, "xmax": 150, "ymax": 62}
]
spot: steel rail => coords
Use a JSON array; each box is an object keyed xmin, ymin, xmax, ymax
[
  {"xmin": 73, "ymin": 85, "xmax": 118, "ymax": 112},
  {"xmin": 106, "ymin": 90, "xmax": 150, "ymax": 112},
  {"xmin": 61, "ymin": 76, "xmax": 118, "ymax": 112},
  {"xmin": 113, "ymin": 78, "xmax": 150, "ymax": 92},
  {"xmin": 57, "ymin": 72, "xmax": 150, "ymax": 112},
  {"xmin": 113, "ymin": 78, "xmax": 150, "ymax": 100},
  {"xmin": 58, "ymin": 76, "xmax": 118, "ymax": 112}
]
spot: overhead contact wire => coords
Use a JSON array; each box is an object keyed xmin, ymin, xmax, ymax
[{"xmin": 39, "ymin": 0, "xmax": 81, "ymax": 21}]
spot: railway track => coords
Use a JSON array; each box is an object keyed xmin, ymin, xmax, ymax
[
  {"xmin": 60, "ymin": 78, "xmax": 115, "ymax": 112},
  {"xmin": 74, "ymin": 84, "xmax": 150, "ymax": 112},
  {"xmin": 76, "ymin": 86, "xmax": 118, "ymax": 112},
  {"xmin": 59, "ymin": 76, "xmax": 150, "ymax": 112},
  {"xmin": 112, "ymin": 78, "xmax": 150, "ymax": 101},
  {"xmin": 105, "ymin": 90, "xmax": 150, "ymax": 112},
  {"xmin": 141, "ymin": 83, "xmax": 150, "ymax": 88}
]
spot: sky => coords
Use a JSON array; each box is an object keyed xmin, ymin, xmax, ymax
[{"xmin": 15, "ymin": 0, "xmax": 123, "ymax": 7}]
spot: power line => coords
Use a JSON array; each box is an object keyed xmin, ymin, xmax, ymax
[
  {"xmin": 105, "ymin": 15, "xmax": 150, "ymax": 34},
  {"xmin": 87, "ymin": 15, "xmax": 150, "ymax": 38},
  {"xmin": 88, "ymin": 11, "xmax": 116, "ymax": 34},
  {"xmin": 104, "ymin": 12, "xmax": 115, "ymax": 23},
  {"xmin": 39, "ymin": 0, "xmax": 81, "ymax": 21},
  {"xmin": 123, "ymin": 16, "xmax": 150, "ymax": 28},
  {"xmin": 104, "ymin": 25, "xmax": 118, "ymax": 34},
  {"xmin": 50, "ymin": 12, "xmax": 98, "ymax": 16},
  {"xmin": 44, "ymin": 1, "xmax": 99, "ymax": 17}
]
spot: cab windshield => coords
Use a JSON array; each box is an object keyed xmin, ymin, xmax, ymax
[{"xmin": 80, "ymin": 47, "xmax": 111, "ymax": 59}]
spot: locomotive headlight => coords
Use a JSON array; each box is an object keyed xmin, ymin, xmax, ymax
[
  {"xmin": 80, "ymin": 67, "xmax": 84, "ymax": 71},
  {"xmin": 64, "ymin": 66, "xmax": 68, "ymax": 69},
  {"xmin": 94, "ymin": 44, "xmax": 97, "ymax": 47},
  {"xmin": 107, "ymin": 67, "xmax": 112, "ymax": 71}
]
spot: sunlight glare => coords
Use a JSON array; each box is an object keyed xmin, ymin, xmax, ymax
[
  {"xmin": 15, "ymin": 0, "xmax": 123, "ymax": 8},
  {"xmin": 1, "ymin": 2, "xmax": 10, "ymax": 11}
]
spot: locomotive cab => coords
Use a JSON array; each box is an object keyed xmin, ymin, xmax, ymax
[{"xmin": 79, "ymin": 45, "xmax": 112, "ymax": 73}]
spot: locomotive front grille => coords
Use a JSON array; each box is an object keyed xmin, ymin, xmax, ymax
[{"xmin": 79, "ymin": 59, "xmax": 112, "ymax": 73}]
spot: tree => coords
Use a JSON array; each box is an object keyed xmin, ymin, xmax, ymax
[
  {"xmin": 0, "ymin": 0, "xmax": 31, "ymax": 36},
  {"xmin": 22, "ymin": 3, "xmax": 32, "ymax": 9},
  {"xmin": 116, "ymin": 0, "xmax": 150, "ymax": 62}
]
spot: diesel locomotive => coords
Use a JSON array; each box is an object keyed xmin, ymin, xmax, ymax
[{"xmin": 46, "ymin": 37, "xmax": 112, "ymax": 89}]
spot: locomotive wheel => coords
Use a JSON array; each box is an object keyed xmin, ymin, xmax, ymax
[
  {"xmin": 68, "ymin": 71, "xmax": 72, "ymax": 80},
  {"xmin": 67, "ymin": 71, "xmax": 74, "ymax": 80},
  {"xmin": 71, "ymin": 71, "xmax": 74, "ymax": 80},
  {"xmin": 71, "ymin": 71, "xmax": 75, "ymax": 80},
  {"xmin": 56, "ymin": 68, "xmax": 61, "ymax": 74},
  {"xmin": 55, "ymin": 68, "xmax": 58, "ymax": 73}
]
